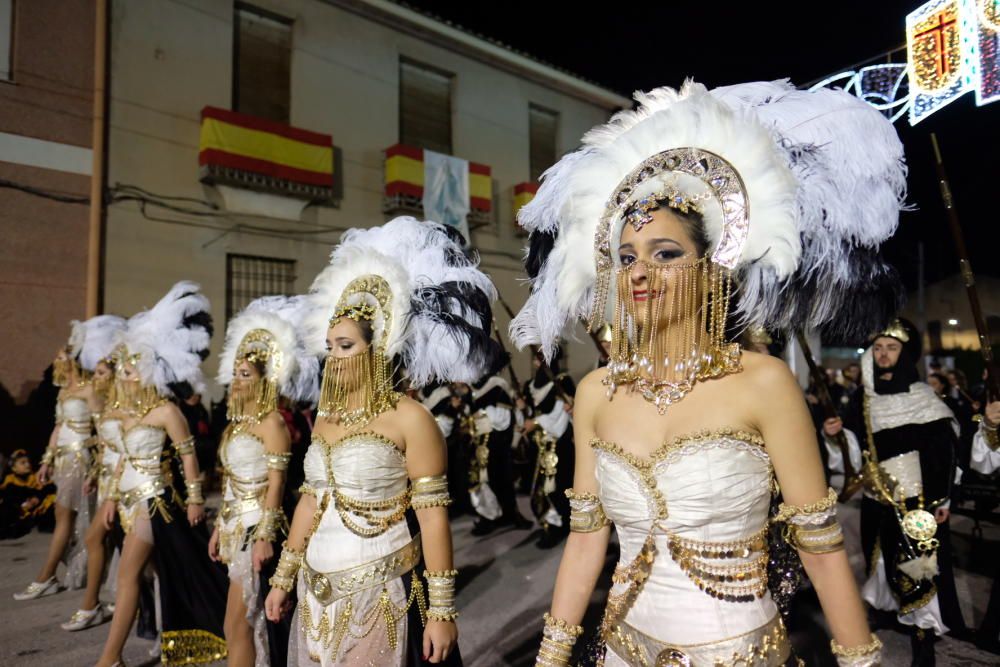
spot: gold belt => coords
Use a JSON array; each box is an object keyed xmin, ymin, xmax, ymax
[
  {"xmin": 220, "ymin": 495, "xmax": 264, "ymax": 522},
  {"xmin": 121, "ymin": 477, "xmax": 166, "ymax": 510},
  {"xmin": 606, "ymin": 614, "xmax": 790, "ymax": 667},
  {"xmin": 62, "ymin": 420, "xmax": 92, "ymax": 435},
  {"xmin": 302, "ymin": 533, "xmax": 422, "ymax": 607},
  {"xmin": 56, "ymin": 439, "xmax": 90, "ymax": 455}
]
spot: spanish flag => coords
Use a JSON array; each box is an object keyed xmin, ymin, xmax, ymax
[{"xmin": 199, "ymin": 107, "xmax": 334, "ymax": 190}]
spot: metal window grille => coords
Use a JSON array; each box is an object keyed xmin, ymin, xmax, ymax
[{"xmin": 225, "ymin": 254, "xmax": 296, "ymax": 321}]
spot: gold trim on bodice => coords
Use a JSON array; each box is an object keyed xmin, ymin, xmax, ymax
[
  {"xmin": 592, "ymin": 428, "xmax": 774, "ymax": 624},
  {"xmin": 312, "ymin": 431, "xmax": 411, "ymax": 538}
]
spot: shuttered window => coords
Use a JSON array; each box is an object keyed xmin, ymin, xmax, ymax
[
  {"xmin": 233, "ymin": 2, "xmax": 292, "ymax": 123},
  {"xmin": 399, "ymin": 58, "xmax": 453, "ymax": 154},
  {"xmin": 529, "ymin": 104, "xmax": 559, "ymax": 182}
]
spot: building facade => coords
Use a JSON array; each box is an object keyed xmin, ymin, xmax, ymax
[
  {"xmin": 0, "ymin": 0, "xmax": 97, "ymax": 402},
  {"xmin": 104, "ymin": 0, "xmax": 628, "ymax": 399}
]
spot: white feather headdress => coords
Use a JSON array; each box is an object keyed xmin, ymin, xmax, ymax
[
  {"xmin": 513, "ymin": 80, "xmax": 906, "ymax": 358},
  {"xmin": 217, "ymin": 295, "xmax": 318, "ymax": 404},
  {"xmin": 117, "ymin": 281, "xmax": 213, "ymax": 397},
  {"xmin": 304, "ymin": 216, "xmax": 503, "ymax": 386},
  {"xmin": 69, "ymin": 315, "xmax": 127, "ymax": 372}
]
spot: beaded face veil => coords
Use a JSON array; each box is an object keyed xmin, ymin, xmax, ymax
[
  {"xmin": 228, "ymin": 329, "xmax": 281, "ymax": 424},
  {"xmin": 598, "ymin": 150, "xmax": 747, "ymax": 411},
  {"xmin": 317, "ymin": 275, "xmax": 399, "ymax": 428}
]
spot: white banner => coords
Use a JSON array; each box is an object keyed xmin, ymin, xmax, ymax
[{"xmin": 422, "ymin": 150, "xmax": 470, "ymax": 241}]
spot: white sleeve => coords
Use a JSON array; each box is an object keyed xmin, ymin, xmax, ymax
[
  {"xmin": 823, "ymin": 434, "xmax": 844, "ymax": 474},
  {"xmin": 822, "ymin": 429, "xmax": 861, "ymax": 475},
  {"xmin": 971, "ymin": 424, "xmax": 1000, "ymax": 474},
  {"xmin": 434, "ymin": 415, "xmax": 454, "ymax": 439},
  {"xmin": 484, "ymin": 405, "xmax": 512, "ymax": 431}
]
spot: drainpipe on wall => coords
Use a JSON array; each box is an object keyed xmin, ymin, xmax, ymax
[{"xmin": 86, "ymin": 0, "xmax": 108, "ymax": 317}]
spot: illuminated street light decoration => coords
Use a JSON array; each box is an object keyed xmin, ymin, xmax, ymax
[
  {"xmin": 907, "ymin": 0, "xmax": 975, "ymax": 123},
  {"xmin": 808, "ymin": 0, "xmax": 998, "ymax": 124},
  {"xmin": 977, "ymin": 0, "xmax": 1000, "ymax": 104}
]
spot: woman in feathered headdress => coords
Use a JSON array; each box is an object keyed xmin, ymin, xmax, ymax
[
  {"xmin": 264, "ymin": 216, "xmax": 503, "ymax": 666},
  {"xmin": 93, "ymin": 282, "xmax": 229, "ymax": 667},
  {"xmin": 513, "ymin": 81, "xmax": 905, "ymax": 666},
  {"xmin": 52, "ymin": 315, "xmax": 134, "ymax": 632},
  {"xmin": 209, "ymin": 295, "xmax": 318, "ymax": 667},
  {"xmin": 14, "ymin": 315, "xmax": 125, "ymax": 602}
]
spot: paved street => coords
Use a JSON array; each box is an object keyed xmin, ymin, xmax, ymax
[{"xmin": 1, "ymin": 496, "xmax": 998, "ymax": 666}]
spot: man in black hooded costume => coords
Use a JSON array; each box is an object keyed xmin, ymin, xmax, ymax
[
  {"xmin": 828, "ymin": 318, "xmax": 965, "ymax": 665},
  {"xmin": 520, "ymin": 348, "xmax": 576, "ymax": 549}
]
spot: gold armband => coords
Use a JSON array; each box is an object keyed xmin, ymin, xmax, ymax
[
  {"xmin": 184, "ymin": 480, "xmax": 205, "ymax": 506},
  {"xmin": 253, "ymin": 507, "xmax": 288, "ymax": 543},
  {"xmin": 566, "ymin": 489, "xmax": 610, "ymax": 533},
  {"xmin": 535, "ymin": 613, "xmax": 583, "ymax": 666},
  {"xmin": 298, "ymin": 482, "xmax": 316, "ymax": 497},
  {"xmin": 266, "ymin": 452, "xmax": 292, "ymax": 472},
  {"xmin": 173, "ymin": 435, "xmax": 196, "ymax": 456},
  {"xmin": 411, "ymin": 475, "xmax": 452, "ymax": 510},
  {"xmin": 775, "ymin": 488, "xmax": 844, "ymax": 554},
  {"xmin": 831, "ymin": 633, "xmax": 882, "ymax": 667},
  {"xmin": 269, "ymin": 543, "xmax": 303, "ymax": 592},
  {"xmin": 424, "ymin": 569, "xmax": 459, "ymax": 621}
]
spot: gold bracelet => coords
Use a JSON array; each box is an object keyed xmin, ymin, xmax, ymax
[
  {"xmin": 253, "ymin": 507, "xmax": 287, "ymax": 543},
  {"xmin": 424, "ymin": 569, "xmax": 458, "ymax": 622},
  {"xmin": 184, "ymin": 480, "xmax": 204, "ymax": 506},
  {"xmin": 566, "ymin": 489, "xmax": 611, "ymax": 533},
  {"xmin": 266, "ymin": 452, "xmax": 292, "ymax": 471},
  {"xmin": 831, "ymin": 633, "xmax": 882, "ymax": 667},
  {"xmin": 173, "ymin": 435, "xmax": 195, "ymax": 456},
  {"xmin": 269, "ymin": 543, "xmax": 303, "ymax": 592},
  {"xmin": 535, "ymin": 613, "xmax": 583, "ymax": 666},
  {"xmin": 412, "ymin": 475, "xmax": 453, "ymax": 509},
  {"xmin": 41, "ymin": 449, "xmax": 55, "ymax": 467},
  {"xmin": 774, "ymin": 487, "xmax": 838, "ymax": 523}
]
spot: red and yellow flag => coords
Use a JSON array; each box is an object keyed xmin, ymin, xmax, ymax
[{"xmin": 199, "ymin": 107, "xmax": 334, "ymax": 189}]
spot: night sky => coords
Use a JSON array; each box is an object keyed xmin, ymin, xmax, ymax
[{"xmin": 403, "ymin": 1, "xmax": 998, "ymax": 290}]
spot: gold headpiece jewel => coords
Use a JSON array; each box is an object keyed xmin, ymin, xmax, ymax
[
  {"xmin": 624, "ymin": 184, "xmax": 713, "ymax": 233},
  {"xmin": 877, "ymin": 319, "xmax": 909, "ymax": 343}
]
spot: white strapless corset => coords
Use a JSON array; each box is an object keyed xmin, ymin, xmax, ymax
[
  {"xmin": 98, "ymin": 418, "xmax": 124, "ymax": 470},
  {"xmin": 119, "ymin": 424, "xmax": 168, "ymax": 494},
  {"xmin": 594, "ymin": 429, "xmax": 778, "ymax": 646},
  {"xmin": 303, "ymin": 431, "xmax": 411, "ymax": 573},
  {"xmin": 56, "ymin": 397, "xmax": 92, "ymax": 443},
  {"xmin": 221, "ymin": 432, "xmax": 269, "ymax": 502}
]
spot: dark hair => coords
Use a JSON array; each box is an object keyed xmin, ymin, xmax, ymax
[
  {"xmin": 928, "ymin": 372, "xmax": 949, "ymax": 390},
  {"xmin": 623, "ymin": 200, "xmax": 710, "ymax": 257},
  {"xmin": 357, "ymin": 319, "xmax": 374, "ymax": 345}
]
